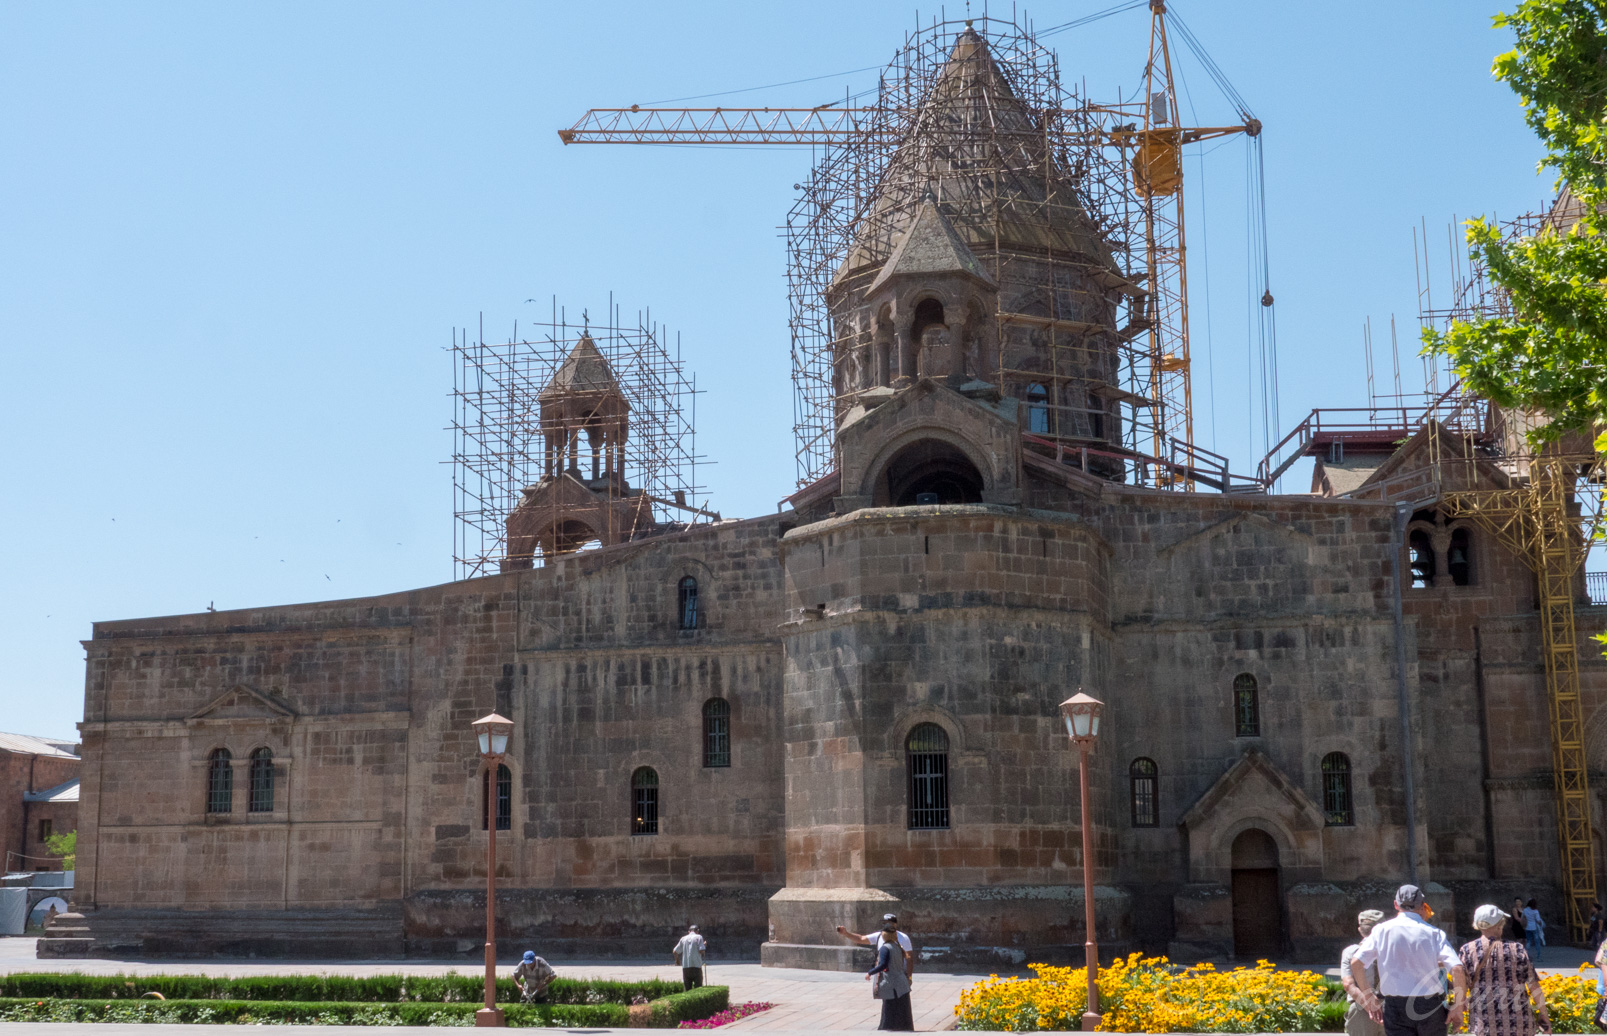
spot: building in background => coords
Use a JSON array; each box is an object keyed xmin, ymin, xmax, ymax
[{"xmin": 0, "ymin": 733, "xmax": 79, "ymax": 874}]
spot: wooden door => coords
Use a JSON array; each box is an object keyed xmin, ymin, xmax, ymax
[{"xmin": 1231, "ymin": 868, "xmax": 1281, "ymax": 959}]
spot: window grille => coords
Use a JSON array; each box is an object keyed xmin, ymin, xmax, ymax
[
  {"xmin": 702, "ymin": 698, "xmax": 731, "ymax": 768},
  {"xmin": 1322, "ymin": 752, "xmax": 1353, "ymax": 826},
  {"xmin": 1234, "ymin": 674, "xmax": 1260, "ymax": 737},
  {"xmin": 906, "ymin": 723, "xmax": 950, "ymax": 830},
  {"xmin": 1130, "ymin": 758, "xmax": 1158, "ymax": 827},
  {"xmin": 482, "ymin": 764, "xmax": 511, "ymax": 831},
  {"xmin": 632, "ymin": 767, "xmax": 659, "ymax": 834},
  {"xmin": 206, "ymin": 748, "xmax": 232, "ymax": 814},
  {"xmin": 248, "ymin": 747, "xmax": 274, "ymax": 813},
  {"xmin": 678, "ymin": 576, "xmax": 699, "ymax": 630}
]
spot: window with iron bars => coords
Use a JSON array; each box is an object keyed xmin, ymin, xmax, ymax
[
  {"xmin": 702, "ymin": 698, "xmax": 730, "ymax": 768},
  {"xmin": 248, "ymin": 747, "xmax": 274, "ymax": 813},
  {"xmin": 206, "ymin": 748, "xmax": 232, "ymax": 814},
  {"xmin": 906, "ymin": 723, "xmax": 950, "ymax": 830},
  {"xmin": 632, "ymin": 767, "xmax": 659, "ymax": 835}
]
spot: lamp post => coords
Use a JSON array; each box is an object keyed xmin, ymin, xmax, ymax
[
  {"xmin": 1059, "ymin": 692, "xmax": 1105, "ymax": 1033},
  {"xmin": 473, "ymin": 712, "xmax": 513, "ymax": 1028}
]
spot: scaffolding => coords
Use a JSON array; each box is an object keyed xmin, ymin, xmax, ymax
[
  {"xmin": 561, "ymin": 10, "xmax": 1268, "ymax": 492},
  {"xmin": 450, "ymin": 301, "xmax": 707, "ymax": 579}
]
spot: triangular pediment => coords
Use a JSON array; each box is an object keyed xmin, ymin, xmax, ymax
[
  {"xmin": 1179, "ymin": 749, "xmax": 1324, "ymax": 834},
  {"xmin": 1157, "ymin": 511, "xmax": 1313, "ymax": 560},
  {"xmin": 867, "ymin": 196, "xmax": 996, "ymax": 294},
  {"xmin": 1347, "ymin": 420, "xmax": 1516, "ymax": 504},
  {"xmin": 187, "ymin": 684, "xmax": 296, "ymax": 723}
]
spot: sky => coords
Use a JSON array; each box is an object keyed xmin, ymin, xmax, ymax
[{"xmin": 0, "ymin": 1, "xmax": 1550, "ymax": 741}]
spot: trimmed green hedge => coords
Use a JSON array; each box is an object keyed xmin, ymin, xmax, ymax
[
  {"xmin": 0, "ymin": 997, "xmax": 627, "ymax": 1027},
  {"xmin": 645, "ymin": 984, "xmax": 729, "ymax": 1026},
  {"xmin": 0, "ymin": 971, "xmax": 679, "ymax": 1006}
]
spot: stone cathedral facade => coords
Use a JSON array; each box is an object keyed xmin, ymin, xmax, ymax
[{"xmin": 48, "ymin": 31, "xmax": 1607, "ymax": 965}]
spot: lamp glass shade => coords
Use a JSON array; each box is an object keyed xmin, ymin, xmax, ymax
[
  {"xmin": 1058, "ymin": 693, "xmax": 1104, "ymax": 743},
  {"xmin": 490, "ymin": 732, "xmax": 509, "ymax": 755},
  {"xmin": 478, "ymin": 731, "xmax": 491, "ymax": 754},
  {"xmin": 471, "ymin": 712, "xmax": 514, "ymax": 757}
]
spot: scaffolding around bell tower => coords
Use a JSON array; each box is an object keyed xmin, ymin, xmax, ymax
[{"xmin": 449, "ymin": 299, "xmax": 709, "ymax": 580}]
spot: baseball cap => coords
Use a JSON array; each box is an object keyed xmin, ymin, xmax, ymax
[
  {"xmin": 882, "ymin": 913, "xmax": 898, "ymax": 924},
  {"xmin": 1357, "ymin": 909, "xmax": 1386, "ymax": 932},
  {"xmin": 1473, "ymin": 905, "xmax": 1509, "ymax": 930},
  {"xmin": 522, "ymin": 951, "xmax": 535, "ymax": 963},
  {"xmin": 1395, "ymin": 884, "xmax": 1425, "ymax": 909}
]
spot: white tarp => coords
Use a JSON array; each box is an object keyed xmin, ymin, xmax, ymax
[{"xmin": 0, "ymin": 887, "xmax": 27, "ymax": 935}]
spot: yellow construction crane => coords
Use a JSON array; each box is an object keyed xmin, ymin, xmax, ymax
[{"xmin": 559, "ymin": 2, "xmax": 1259, "ymax": 491}]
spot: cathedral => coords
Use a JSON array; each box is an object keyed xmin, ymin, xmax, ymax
[{"xmin": 46, "ymin": 26, "xmax": 1607, "ymax": 966}]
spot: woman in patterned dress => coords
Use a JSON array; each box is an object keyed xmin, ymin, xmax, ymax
[{"xmin": 1459, "ymin": 904, "xmax": 1552, "ymax": 1036}]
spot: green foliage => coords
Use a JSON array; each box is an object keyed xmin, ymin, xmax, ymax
[
  {"xmin": 1420, "ymin": 0, "xmax": 1607, "ymax": 450},
  {"xmin": 42, "ymin": 830, "xmax": 74, "ymax": 870},
  {"xmin": 0, "ymin": 971, "xmax": 679, "ymax": 1006},
  {"xmin": 1491, "ymin": 0, "xmax": 1607, "ymax": 202},
  {"xmin": 645, "ymin": 984, "xmax": 729, "ymax": 1026}
]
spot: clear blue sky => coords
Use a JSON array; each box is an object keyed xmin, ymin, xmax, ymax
[{"xmin": 0, "ymin": 2, "xmax": 1544, "ymax": 741}]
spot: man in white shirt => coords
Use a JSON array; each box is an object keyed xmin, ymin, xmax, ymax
[
  {"xmin": 836, "ymin": 913, "xmax": 914, "ymax": 983},
  {"xmin": 672, "ymin": 925, "xmax": 706, "ymax": 990},
  {"xmin": 1349, "ymin": 885, "xmax": 1467, "ymax": 1036}
]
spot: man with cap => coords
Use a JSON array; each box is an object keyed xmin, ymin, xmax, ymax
[
  {"xmin": 1341, "ymin": 910, "xmax": 1388, "ymax": 1036},
  {"xmin": 513, "ymin": 950, "xmax": 556, "ymax": 1004},
  {"xmin": 1350, "ymin": 884, "xmax": 1468, "ymax": 1036},
  {"xmin": 672, "ymin": 924, "xmax": 707, "ymax": 991},
  {"xmin": 836, "ymin": 914, "xmax": 915, "ymax": 984}
]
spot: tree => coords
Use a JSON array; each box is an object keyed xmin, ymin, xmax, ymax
[
  {"xmin": 1424, "ymin": 0, "xmax": 1607, "ymax": 449},
  {"xmin": 43, "ymin": 830, "xmax": 75, "ymax": 871}
]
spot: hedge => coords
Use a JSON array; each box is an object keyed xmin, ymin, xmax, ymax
[
  {"xmin": 0, "ymin": 997, "xmax": 628, "ymax": 1027},
  {"xmin": 644, "ymin": 985, "xmax": 729, "ymax": 1027},
  {"xmin": 0, "ymin": 972, "xmax": 679, "ymax": 1005}
]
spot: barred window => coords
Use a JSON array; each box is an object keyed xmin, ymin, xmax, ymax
[
  {"xmin": 906, "ymin": 723, "xmax": 950, "ymax": 830},
  {"xmin": 632, "ymin": 767, "xmax": 659, "ymax": 835},
  {"xmin": 1234, "ymin": 674, "xmax": 1260, "ymax": 737},
  {"xmin": 702, "ymin": 698, "xmax": 731, "ymax": 768},
  {"xmin": 1130, "ymin": 758, "xmax": 1158, "ymax": 827},
  {"xmin": 481, "ymin": 763, "xmax": 511, "ymax": 831},
  {"xmin": 248, "ymin": 747, "xmax": 274, "ymax": 813},
  {"xmin": 206, "ymin": 748, "xmax": 232, "ymax": 814},
  {"xmin": 1322, "ymin": 752, "xmax": 1353, "ymax": 826},
  {"xmin": 678, "ymin": 577, "xmax": 699, "ymax": 630}
]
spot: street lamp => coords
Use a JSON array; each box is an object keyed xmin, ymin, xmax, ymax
[
  {"xmin": 472, "ymin": 712, "xmax": 514, "ymax": 1028},
  {"xmin": 1059, "ymin": 692, "xmax": 1104, "ymax": 1033}
]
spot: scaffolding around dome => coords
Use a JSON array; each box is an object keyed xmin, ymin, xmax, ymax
[{"xmin": 449, "ymin": 298, "xmax": 709, "ymax": 579}]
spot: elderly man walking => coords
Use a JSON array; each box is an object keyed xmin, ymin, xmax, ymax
[
  {"xmin": 1350, "ymin": 885, "xmax": 1468, "ymax": 1036},
  {"xmin": 1341, "ymin": 910, "xmax": 1388, "ymax": 1036}
]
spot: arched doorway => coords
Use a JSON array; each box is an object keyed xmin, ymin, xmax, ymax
[
  {"xmin": 877, "ymin": 439, "xmax": 985, "ymax": 506},
  {"xmin": 1230, "ymin": 828, "xmax": 1281, "ymax": 959}
]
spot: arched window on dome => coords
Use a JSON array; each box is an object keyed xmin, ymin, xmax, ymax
[
  {"xmin": 1129, "ymin": 758, "xmax": 1158, "ymax": 827},
  {"xmin": 702, "ymin": 697, "xmax": 731, "ymax": 768},
  {"xmin": 631, "ymin": 767, "xmax": 659, "ymax": 835},
  {"xmin": 1322, "ymin": 752, "xmax": 1353, "ymax": 826},
  {"xmin": 1027, "ymin": 383, "xmax": 1050, "ymax": 434},
  {"xmin": 206, "ymin": 748, "xmax": 233, "ymax": 814},
  {"xmin": 248, "ymin": 748, "xmax": 274, "ymax": 813},
  {"xmin": 1234, "ymin": 674, "xmax": 1260, "ymax": 738},
  {"xmin": 678, "ymin": 576, "xmax": 699, "ymax": 630},
  {"xmin": 906, "ymin": 723, "xmax": 950, "ymax": 830}
]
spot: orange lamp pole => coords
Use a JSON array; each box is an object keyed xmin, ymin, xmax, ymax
[
  {"xmin": 473, "ymin": 712, "xmax": 514, "ymax": 1028},
  {"xmin": 1060, "ymin": 692, "xmax": 1105, "ymax": 1032}
]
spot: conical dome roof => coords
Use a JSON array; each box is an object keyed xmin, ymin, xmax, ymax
[
  {"xmin": 835, "ymin": 27, "xmax": 1117, "ymax": 285},
  {"xmin": 538, "ymin": 334, "xmax": 622, "ymax": 401}
]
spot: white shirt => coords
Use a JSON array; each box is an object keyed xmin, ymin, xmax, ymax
[
  {"xmin": 1353, "ymin": 911, "xmax": 1460, "ymax": 998},
  {"xmin": 674, "ymin": 933, "xmax": 705, "ymax": 968},
  {"xmin": 862, "ymin": 930, "xmax": 913, "ymax": 953}
]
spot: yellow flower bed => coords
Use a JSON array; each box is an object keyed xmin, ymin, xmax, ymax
[
  {"xmin": 954, "ymin": 954, "xmax": 1331, "ymax": 1033},
  {"xmin": 1539, "ymin": 968, "xmax": 1600, "ymax": 1034}
]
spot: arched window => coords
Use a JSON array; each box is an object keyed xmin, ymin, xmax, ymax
[
  {"xmin": 631, "ymin": 767, "xmax": 659, "ymax": 835},
  {"xmin": 1027, "ymin": 383, "xmax": 1050, "ymax": 434},
  {"xmin": 1088, "ymin": 392, "xmax": 1106, "ymax": 441},
  {"xmin": 678, "ymin": 576, "xmax": 699, "ymax": 630},
  {"xmin": 248, "ymin": 748, "xmax": 274, "ymax": 813},
  {"xmin": 1322, "ymin": 752, "xmax": 1353, "ymax": 826},
  {"xmin": 1448, "ymin": 527, "xmax": 1473, "ymax": 586},
  {"xmin": 702, "ymin": 698, "xmax": 731, "ymax": 768},
  {"xmin": 1408, "ymin": 529, "xmax": 1436, "ymax": 588},
  {"xmin": 206, "ymin": 748, "xmax": 232, "ymax": 814},
  {"xmin": 1130, "ymin": 758, "xmax": 1158, "ymax": 827},
  {"xmin": 1234, "ymin": 674, "xmax": 1260, "ymax": 737},
  {"xmin": 906, "ymin": 723, "xmax": 950, "ymax": 830},
  {"xmin": 481, "ymin": 763, "xmax": 511, "ymax": 831}
]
